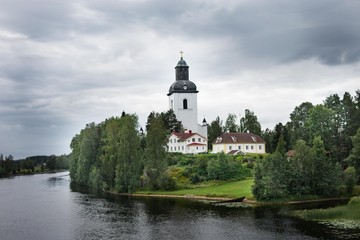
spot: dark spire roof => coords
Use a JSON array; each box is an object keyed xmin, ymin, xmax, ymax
[{"xmin": 168, "ymin": 54, "xmax": 198, "ymax": 96}]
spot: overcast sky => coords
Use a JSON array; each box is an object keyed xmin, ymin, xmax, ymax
[{"xmin": 1, "ymin": 0, "xmax": 359, "ymax": 159}]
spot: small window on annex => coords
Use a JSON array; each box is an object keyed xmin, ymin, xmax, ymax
[{"xmin": 183, "ymin": 99, "xmax": 188, "ymax": 109}]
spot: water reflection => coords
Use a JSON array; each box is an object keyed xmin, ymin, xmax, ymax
[{"xmin": 1, "ymin": 172, "xmax": 359, "ymax": 240}]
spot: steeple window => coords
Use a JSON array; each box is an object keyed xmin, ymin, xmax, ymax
[{"xmin": 183, "ymin": 99, "xmax": 188, "ymax": 109}]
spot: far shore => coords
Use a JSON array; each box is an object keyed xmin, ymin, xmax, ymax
[{"xmin": 108, "ymin": 191, "xmax": 351, "ymax": 206}]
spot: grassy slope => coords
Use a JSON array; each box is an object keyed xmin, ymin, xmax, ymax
[{"xmin": 136, "ymin": 179, "xmax": 254, "ymax": 199}]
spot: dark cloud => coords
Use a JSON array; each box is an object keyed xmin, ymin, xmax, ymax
[{"xmin": 0, "ymin": 0, "xmax": 359, "ymax": 158}]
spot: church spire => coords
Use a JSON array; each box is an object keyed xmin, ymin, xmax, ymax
[{"xmin": 175, "ymin": 51, "xmax": 189, "ymax": 80}]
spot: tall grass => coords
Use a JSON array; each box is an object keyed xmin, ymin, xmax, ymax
[
  {"xmin": 296, "ymin": 197, "xmax": 360, "ymax": 220},
  {"xmin": 136, "ymin": 179, "xmax": 254, "ymax": 198}
]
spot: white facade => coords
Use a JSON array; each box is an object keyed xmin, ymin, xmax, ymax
[
  {"xmin": 212, "ymin": 143, "xmax": 265, "ymax": 154},
  {"xmin": 212, "ymin": 132, "xmax": 266, "ymax": 154},
  {"xmin": 168, "ymin": 132, "xmax": 207, "ymax": 154},
  {"xmin": 169, "ymin": 92, "xmax": 198, "ymax": 133}
]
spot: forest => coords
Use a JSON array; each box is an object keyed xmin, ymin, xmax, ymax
[
  {"xmin": 69, "ymin": 90, "xmax": 360, "ymax": 200},
  {"xmin": 0, "ymin": 154, "xmax": 70, "ymax": 178}
]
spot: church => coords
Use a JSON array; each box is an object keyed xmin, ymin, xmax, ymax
[{"xmin": 166, "ymin": 54, "xmax": 208, "ymax": 154}]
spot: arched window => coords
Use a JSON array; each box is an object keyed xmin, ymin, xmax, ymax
[{"xmin": 183, "ymin": 99, "xmax": 188, "ymax": 109}]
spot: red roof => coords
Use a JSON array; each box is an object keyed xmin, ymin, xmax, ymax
[
  {"xmin": 171, "ymin": 132, "xmax": 206, "ymax": 142},
  {"xmin": 213, "ymin": 132, "xmax": 265, "ymax": 144},
  {"xmin": 187, "ymin": 143, "xmax": 207, "ymax": 146}
]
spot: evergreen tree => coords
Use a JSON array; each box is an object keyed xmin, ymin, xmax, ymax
[{"xmin": 208, "ymin": 116, "xmax": 223, "ymax": 150}]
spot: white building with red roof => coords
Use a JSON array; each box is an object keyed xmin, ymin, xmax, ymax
[
  {"xmin": 168, "ymin": 131, "xmax": 208, "ymax": 154},
  {"xmin": 212, "ymin": 132, "xmax": 266, "ymax": 154}
]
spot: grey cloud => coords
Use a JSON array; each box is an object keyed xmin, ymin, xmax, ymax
[{"xmin": 1, "ymin": 0, "xmax": 359, "ymax": 158}]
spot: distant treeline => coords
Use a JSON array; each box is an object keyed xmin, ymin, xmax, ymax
[{"xmin": 0, "ymin": 154, "xmax": 70, "ymax": 177}]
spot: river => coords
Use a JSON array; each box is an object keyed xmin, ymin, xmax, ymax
[{"xmin": 0, "ymin": 172, "xmax": 359, "ymax": 240}]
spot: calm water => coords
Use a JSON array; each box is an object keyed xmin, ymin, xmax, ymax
[{"xmin": 0, "ymin": 172, "xmax": 359, "ymax": 240}]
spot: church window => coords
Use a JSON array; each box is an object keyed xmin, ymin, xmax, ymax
[
  {"xmin": 198, "ymin": 138, "xmax": 201, "ymax": 142},
  {"xmin": 183, "ymin": 99, "xmax": 188, "ymax": 109},
  {"xmin": 192, "ymin": 138, "xmax": 195, "ymax": 142},
  {"xmin": 229, "ymin": 146, "xmax": 232, "ymax": 150},
  {"xmin": 238, "ymin": 146, "xmax": 241, "ymax": 150}
]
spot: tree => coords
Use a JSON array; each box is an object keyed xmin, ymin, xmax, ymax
[
  {"xmin": 346, "ymin": 128, "xmax": 360, "ymax": 183},
  {"xmin": 207, "ymin": 153, "xmax": 243, "ymax": 181},
  {"xmin": 76, "ymin": 123, "xmax": 101, "ymax": 185},
  {"xmin": 144, "ymin": 113, "xmax": 169, "ymax": 190},
  {"xmin": 240, "ymin": 109, "xmax": 261, "ymax": 136},
  {"xmin": 288, "ymin": 102, "xmax": 314, "ymax": 146},
  {"xmin": 114, "ymin": 114, "xmax": 142, "ymax": 193},
  {"xmin": 46, "ymin": 155, "xmax": 57, "ymax": 171},
  {"xmin": 311, "ymin": 136, "xmax": 342, "ymax": 196},
  {"xmin": 208, "ymin": 116, "xmax": 223, "ymax": 150},
  {"xmin": 305, "ymin": 105, "xmax": 336, "ymax": 150},
  {"xmin": 224, "ymin": 113, "xmax": 238, "ymax": 133},
  {"xmin": 252, "ymin": 152, "xmax": 290, "ymax": 200},
  {"xmin": 147, "ymin": 110, "xmax": 182, "ymax": 134},
  {"xmin": 161, "ymin": 109, "xmax": 183, "ymax": 133}
]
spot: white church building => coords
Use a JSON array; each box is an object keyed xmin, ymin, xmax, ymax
[{"xmin": 166, "ymin": 54, "xmax": 208, "ymax": 154}]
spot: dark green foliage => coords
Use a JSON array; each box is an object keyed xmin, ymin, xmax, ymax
[
  {"xmin": 240, "ymin": 109, "xmax": 262, "ymax": 136},
  {"xmin": 207, "ymin": 116, "xmax": 224, "ymax": 150},
  {"xmin": 113, "ymin": 115, "xmax": 142, "ymax": 193},
  {"xmin": 252, "ymin": 152, "xmax": 290, "ymax": 200},
  {"xmin": 207, "ymin": 152, "xmax": 250, "ymax": 181},
  {"xmin": 288, "ymin": 102, "xmax": 314, "ymax": 145},
  {"xmin": 143, "ymin": 113, "xmax": 168, "ymax": 190},
  {"xmin": 69, "ymin": 114, "xmax": 143, "ymax": 193},
  {"xmin": 0, "ymin": 154, "xmax": 69, "ymax": 177},
  {"xmin": 343, "ymin": 167, "xmax": 357, "ymax": 194},
  {"xmin": 346, "ymin": 128, "xmax": 360, "ymax": 183},
  {"xmin": 253, "ymin": 137, "xmax": 342, "ymax": 200},
  {"xmin": 224, "ymin": 113, "xmax": 238, "ymax": 133}
]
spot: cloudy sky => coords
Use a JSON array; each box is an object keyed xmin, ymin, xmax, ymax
[{"xmin": 1, "ymin": 0, "xmax": 359, "ymax": 159}]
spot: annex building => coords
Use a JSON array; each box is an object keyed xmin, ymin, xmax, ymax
[{"xmin": 212, "ymin": 132, "xmax": 266, "ymax": 154}]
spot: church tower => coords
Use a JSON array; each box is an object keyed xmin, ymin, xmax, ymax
[{"xmin": 167, "ymin": 53, "xmax": 207, "ymax": 138}]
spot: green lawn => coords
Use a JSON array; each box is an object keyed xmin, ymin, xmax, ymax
[{"xmin": 136, "ymin": 179, "xmax": 254, "ymax": 199}]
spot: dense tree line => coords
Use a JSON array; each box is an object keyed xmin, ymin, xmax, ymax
[
  {"xmin": 70, "ymin": 112, "xmax": 171, "ymax": 192},
  {"xmin": 253, "ymin": 137, "xmax": 343, "ymax": 200},
  {"xmin": 262, "ymin": 91, "xmax": 360, "ymax": 162},
  {"xmin": 252, "ymin": 91, "xmax": 360, "ymax": 200},
  {"xmin": 69, "ymin": 111, "xmax": 252, "ymax": 192},
  {"xmin": 70, "ymin": 90, "xmax": 360, "ymax": 199},
  {"xmin": 0, "ymin": 154, "xmax": 70, "ymax": 177}
]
